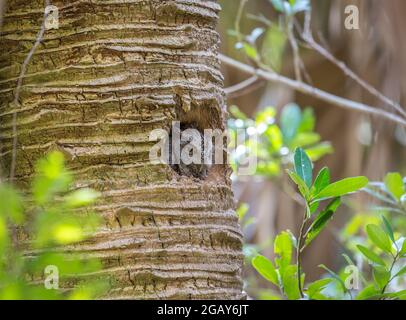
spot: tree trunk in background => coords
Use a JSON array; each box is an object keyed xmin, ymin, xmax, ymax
[{"xmin": 0, "ymin": 0, "xmax": 244, "ymax": 299}]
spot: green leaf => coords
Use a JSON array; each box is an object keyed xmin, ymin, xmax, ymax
[
  {"xmin": 287, "ymin": 170, "xmax": 310, "ymax": 199},
  {"xmin": 290, "ymin": 132, "xmax": 320, "ymax": 149},
  {"xmin": 305, "ymin": 197, "xmax": 341, "ymax": 246},
  {"xmin": 281, "ymin": 103, "xmax": 302, "ymax": 145},
  {"xmin": 356, "ymin": 245, "xmax": 386, "ymax": 266},
  {"xmin": 384, "ymin": 172, "xmax": 405, "ymax": 201},
  {"xmin": 294, "ymin": 147, "xmax": 313, "ymax": 188},
  {"xmin": 256, "ymin": 162, "xmax": 280, "ymax": 177},
  {"xmin": 0, "ymin": 217, "xmax": 9, "ymax": 256},
  {"xmin": 52, "ymin": 223, "xmax": 83, "ymax": 245},
  {"xmin": 252, "ymin": 255, "xmax": 279, "ymax": 286},
  {"xmin": 298, "ymin": 107, "xmax": 315, "ymax": 133},
  {"xmin": 307, "ymin": 278, "xmax": 333, "ymax": 299},
  {"xmin": 281, "ymin": 265, "xmax": 301, "ymax": 300},
  {"xmin": 257, "ymin": 291, "xmax": 282, "ymax": 300},
  {"xmin": 65, "ymin": 188, "xmax": 100, "ymax": 208},
  {"xmin": 0, "ymin": 184, "xmax": 24, "ymax": 225},
  {"xmin": 270, "ymin": 0, "xmax": 286, "ymax": 12},
  {"xmin": 312, "ymin": 167, "xmax": 330, "ymax": 195},
  {"xmin": 318, "ymin": 264, "xmax": 347, "ymax": 294},
  {"xmin": 387, "ymin": 290, "xmax": 406, "ymax": 300},
  {"xmin": 356, "ymin": 285, "xmax": 380, "ymax": 300},
  {"xmin": 366, "ymin": 224, "xmax": 392, "ymax": 253},
  {"xmin": 261, "ymin": 25, "xmax": 286, "ymax": 72},
  {"xmin": 242, "ymin": 216, "xmax": 256, "ymax": 229},
  {"xmin": 255, "ymin": 107, "xmax": 276, "ymax": 125},
  {"xmin": 33, "ymin": 151, "xmax": 72, "ymax": 205},
  {"xmin": 236, "ymin": 203, "xmax": 249, "ymax": 221},
  {"xmin": 314, "ymin": 176, "xmax": 368, "ymax": 200},
  {"xmin": 394, "ymin": 266, "xmax": 406, "ymax": 279},
  {"xmin": 309, "ymin": 201, "xmax": 319, "ymax": 215},
  {"xmin": 265, "ymin": 125, "xmax": 283, "ymax": 151},
  {"xmin": 400, "ymin": 239, "xmax": 406, "ymax": 256},
  {"xmin": 242, "ymin": 43, "xmax": 258, "ymax": 60},
  {"xmin": 274, "ymin": 231, "xmax": 293, "ymax": 267},
  {"xmin": 381, "ymin": 216, "xmax": 395, "ymax": 244},
  {"xmin": 286, "ymin": 230, "xmax": 298, "ymax": 249},
  {"xmin": 304, "ymin": 142, "xmax": 334, "ymax": 161},
  {"xmin": 229, "ymin": 105, "xmax": 248, "ymax": 120},
  {"xmin": 373, "ymin": 266, "xmax": 390, "ymax": 290}
]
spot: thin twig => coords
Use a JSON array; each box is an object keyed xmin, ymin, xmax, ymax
[
  {"xmin": 219, "ymin": 54, "xmax": 406, "ymax": 128},
  {"xmin": 381, "ymin": 252, "xmax": 400, "ymax": 295},
  {"xmin": 227, "ymin": 79, "xmax": 266, "ymax": 98},
  {"xmin": 301, "ymin": 12, "xmax": 406, "ymax": 119},
  {"xmin": 227, "ymin": 79, "xmax": 265, "ymax": 98},
  {"xmin": 224, "ymin": 75, "xmax": 263, "ymax": 98},
  {"xmin": 303, "ymin": 10, "xmax": 311, "ymax": 36},
  {"xmin": 287, "ymin": 18, "xmax": 302, "ymax": 82},
  {"xmin": 296, "ymin": 209, "xmax": 307, "ymax": 299},
  {"xmin": 246, "ymin": 13, "xmax": 272, "ymax": 27},
  {"xmin": 10, "ymin": 0, "xmax": 50, "ymax": 181},
  {"xmin": 235, "ymin": 0, "xmax": 248, "ymax": 43},
  {"xmin": 304, "ymin": 35, "xmax": 406, "ymax": 118},
  {"xmin": 292, "ymin": 17, "xmax": 313, "ymax": 85}
]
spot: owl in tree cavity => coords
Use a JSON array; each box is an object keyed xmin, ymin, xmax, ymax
[{"xmin": 168, "ymin": 123, "xmax": 213, "ymax": 179}]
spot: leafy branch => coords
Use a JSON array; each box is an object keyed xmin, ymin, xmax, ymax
[
  {"xmin": 252, "ymin": 147, "xmax": 369, "ymax": 300},
  {"xmin": 288, "ymin": 148, "xmax": 367, "ymax": 298}
]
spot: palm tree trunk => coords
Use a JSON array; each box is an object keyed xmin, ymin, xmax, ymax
[{"xmin": 0, "ymin": 0, "xmax": 244, "ymax": 299}]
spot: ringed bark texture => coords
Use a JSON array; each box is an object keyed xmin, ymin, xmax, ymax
[{"xmin": 0, "ymin": 0, "xmax": 244, "ymax": 299}]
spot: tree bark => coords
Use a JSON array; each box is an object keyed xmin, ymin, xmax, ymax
[{"xmin": 0, "ymin": 0, "xmax": 244, "ymax": 299}]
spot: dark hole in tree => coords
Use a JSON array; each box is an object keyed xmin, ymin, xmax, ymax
[{"xmin": 167, "ymin": 122, "xmax": 212, "ymax": 180}]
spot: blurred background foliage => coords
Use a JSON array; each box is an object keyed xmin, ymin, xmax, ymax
[
  {"xmin": 229, "ymin": 103, "xmax": 333, "ymax": 178},
  {"xmin": 220, "ymin": 0, "xmax": 406, "ymax": 299},
  {"xmin": 0, "ymin": 151, "xmax": 108, "ymax": 299}
]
